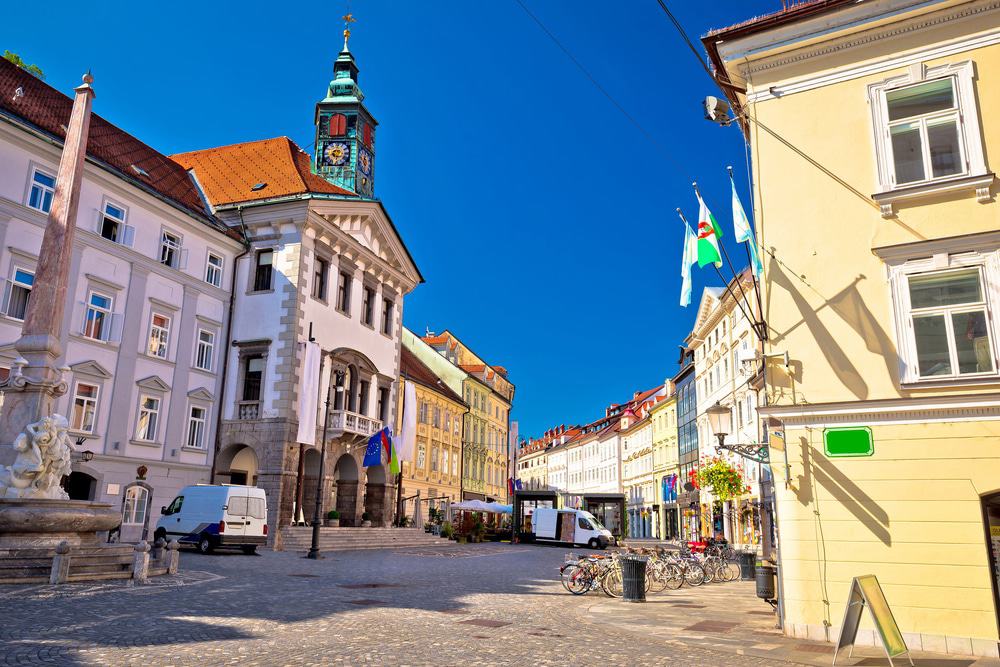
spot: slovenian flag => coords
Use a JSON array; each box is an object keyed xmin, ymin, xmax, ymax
[{"xmin": 696, "ymin": 191, "xmax": 723, "ymax": 268}]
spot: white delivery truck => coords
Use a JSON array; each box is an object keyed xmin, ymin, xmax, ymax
[
  {"xmin": 154, "ymin": 484, "xmax": 268, "ymax": 554},
  {"xmin": 529, "ymin": 508, "xmax": 614, "ymax": 549}
]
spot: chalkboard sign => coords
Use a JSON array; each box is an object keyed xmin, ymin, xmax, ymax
[{"xmin": 833, "ymin": 575, "xmax": 912, "ymax": 666}]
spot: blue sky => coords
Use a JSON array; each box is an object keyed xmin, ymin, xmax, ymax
[{"xmin": 2, "ymin": 0, "xmax": 778, "ymax": 439}]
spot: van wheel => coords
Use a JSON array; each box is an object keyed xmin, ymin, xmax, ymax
[
  {"xmin": 588, "ymin": 538, "xmax": 599, "ymax": 549},
  {"xmin": 153, "ymin": 528, "xmax": 166, "ymax": 542},
  {"xmin": 241, "ymin": 545, "xmax": 257, "ymax": 555},
  {"xmin": 197, "ymin": 534, "xmax": 214, "ymax": 554}
]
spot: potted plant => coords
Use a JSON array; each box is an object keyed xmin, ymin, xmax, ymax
[
  {"xmin": 324, "ymin": 510, "xmax": 340, "ymax": 527},
  {"xmin": 361, "ymin": 511, "xmax": 372, "ymax": 527},
  {"xmin": 424, "ymin": 521, "xmax": 433, "ymax": 533},
  {"xmin": 440, "ymin": 521, "xmax": 454, "ymax": 539},
  {"xmin": 471, "ymin": 517, "xmax": 486, "ymax": 543}
]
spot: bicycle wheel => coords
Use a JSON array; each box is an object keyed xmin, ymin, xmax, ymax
[
  {"xmin": 566, "ymin": 566, "xmax": 593, "ymax": 595},
  {"xmin": 561, "ymin": 564, "xmax": 585, "ymax": 593},
  {"xmin": 663, "ymin": 563, "xmax": 684, "ymax": 590},
  {"xmin": 723, "ymin": 561, "xmax": 740, "ymax": 582},
  {"xmin": 685, "ymin": 563, "xmax": 706, "ymax": 587},
  {"xmin": 601, "ymin": 566, "xmax": 623, "ymax": 598},
  {"xmin": 649, "ymin": 563, "xmax": 669, "ymax": 593}
]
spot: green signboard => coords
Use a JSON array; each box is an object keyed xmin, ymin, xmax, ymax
[{"xmin": 824, "ymin": 427, "xmax": 873, "ymax": 458}]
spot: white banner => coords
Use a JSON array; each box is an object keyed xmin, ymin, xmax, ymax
[
  {"xmin": 399, "ymin": 379, "xmax": 417, "ymax": 461},
  {"xmin": 295, "ymin": 341, "xmax": 322, "ymax": 445}
]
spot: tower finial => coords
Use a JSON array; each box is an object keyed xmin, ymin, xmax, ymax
[{"xmin": 342, "ymin": 13, "xmax": 356, "ymax": 50}]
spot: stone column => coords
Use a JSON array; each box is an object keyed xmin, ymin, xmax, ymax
[{"xmin": 1, "ymin": 73, "xmax": 95, "ymax": 449}]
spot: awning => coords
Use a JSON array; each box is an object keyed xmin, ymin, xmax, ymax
[{"xmin": 451, "ymin": 500, "xmax": 512, "ymax": 514}]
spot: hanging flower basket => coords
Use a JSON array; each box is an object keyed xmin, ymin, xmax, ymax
[{"xmin": 695, "ymin": 456, "xmax": 750, "ymax": 503}]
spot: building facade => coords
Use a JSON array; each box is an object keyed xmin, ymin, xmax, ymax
[
  {"xmin": 649, "ymin": 388, "xmax": 679, "ymax": 541},
  {"xmin": 0, "ymin": 58, "xmax": 244, "ymax": 542},
  {"xmin": 706, "ymin": 0, "xmax": 1000, "ymax": 654},
  {"xmin": 620, "ymin": 407, "xmax": 655, "ymax": 539},
  {"xmin": 674, "ymin": 346, "xmax": 700, "ymax": 542}
]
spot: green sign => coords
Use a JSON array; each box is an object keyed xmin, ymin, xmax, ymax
[{"xmin": 824, "ymin": 427, "xmax": 873, "ymax": 457}]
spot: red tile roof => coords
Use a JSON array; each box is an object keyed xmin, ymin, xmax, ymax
[
  {"xmin": 172, "ymin": 136, "xmax": 355, "ymax": 207},
  {"xmin": 0, "ymin": 58, "xmax": 219, "ymax": 225}
]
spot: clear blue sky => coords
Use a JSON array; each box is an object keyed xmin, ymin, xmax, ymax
[{"xmin": 2, "ymin": 0, "xmax": 778, "ymax": 440}]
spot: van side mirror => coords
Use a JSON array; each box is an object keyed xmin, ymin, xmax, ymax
[{"xmin": 160, "ymin": 506, "xmax": 168, "ymax": 515}]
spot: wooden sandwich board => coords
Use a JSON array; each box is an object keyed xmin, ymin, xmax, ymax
[{"xmin": 833, "ymin": 575, "xmax": 913, "ymax": 666}]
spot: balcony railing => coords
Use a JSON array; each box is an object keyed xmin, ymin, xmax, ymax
[
  {"xmin": 237, "ymin": 401, "xmax": 260, "ymax": 420},
  {"xmin": 328, "ymin": 409, "xmax": 382, "ymax": 438}
]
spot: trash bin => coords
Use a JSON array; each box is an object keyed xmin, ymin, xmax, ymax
[
  {"xmin": 756, "ymin": 562, "xmax": 776, "ymax": 600},
  {"xmin": 739, "ymin": 551, "xmax": 756, "ymax": 581},
  {"xmin": 621, "ymin": 554, "xmax": 648, "ymax": 603}
]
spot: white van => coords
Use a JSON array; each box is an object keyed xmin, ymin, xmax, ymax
[
  {"xmin": 528, "ymin": 508, "xmax": 614, "ymax": 549},
  {"xmin": 154, "ymin": 484, "xmax": 268, "ymax": 554}
]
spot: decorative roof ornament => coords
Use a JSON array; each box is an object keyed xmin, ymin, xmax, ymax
[{"xmin": 342, "ymin": 13, "xmax": 356, "ymax": 51}]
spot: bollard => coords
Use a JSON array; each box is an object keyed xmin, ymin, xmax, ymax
[
  {"xmin": 151, "ymin": 537, "xmax": 166, "ymax": 560},
  {"xmin": 131, "ymin": 540, "xmax": 151, "ymax": 585},
  {"xmin": 165, "ymin": 539, "xmax": 180, "ymax": 575},
  {"xmin": 49, "ymin": 541, "xmax": 71, "ymax": 584}
]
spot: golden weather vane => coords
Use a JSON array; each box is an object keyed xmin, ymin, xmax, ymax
[{"xmin": 342, "ymin": 12, "xmax": 356, "ymax": 48}]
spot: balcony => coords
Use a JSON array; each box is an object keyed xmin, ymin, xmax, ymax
[
  {"xmin": 237, "ymin": 401, "xmax": 260, "ymax": 420},
  {"xmin": 329, "ymin": 409, "xmax": 382, "ymax": 438}
]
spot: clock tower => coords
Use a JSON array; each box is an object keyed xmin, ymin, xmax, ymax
[{"xmin": 314, "ymin": 14, "xmax": 377, "ymax": 198}]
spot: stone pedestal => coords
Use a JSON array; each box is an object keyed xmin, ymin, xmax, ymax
[{"xmin": 0, "ymin": 499, "xmax": 120, "ymax": 548}]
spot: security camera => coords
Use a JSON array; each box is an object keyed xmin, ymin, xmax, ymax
[{"xmin": 704, "ymin": 96, "xmax": 732, "ymax": 126}]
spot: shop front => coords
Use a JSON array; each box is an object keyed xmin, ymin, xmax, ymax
[{"xmin": 582, "ymin": 494, "xmax": 625, "ymax": 540}]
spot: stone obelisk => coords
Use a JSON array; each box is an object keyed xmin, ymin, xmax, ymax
[{"xmin": 0, "ymin": 73, "xmax": 95, "ymax": 454}]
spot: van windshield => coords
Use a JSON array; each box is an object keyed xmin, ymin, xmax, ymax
[{"xmin": 582, "ymin": 512, "xmax": 607, "ymax": 532}]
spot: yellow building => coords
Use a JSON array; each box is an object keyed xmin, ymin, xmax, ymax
[
  {"xmin": 397, "ymin": 346, "xmax": 466, "ymax": 521},
  {"xmin": 706, "ymin": 0, "xmax": 1000, "ymax": 655},
  {"xmin": 649, "ymin": 388, "xmax": 679, "ymax": 541},
  {"xmin": 422, "ymin": 330, "xmax": 514, "ymax": 501}
]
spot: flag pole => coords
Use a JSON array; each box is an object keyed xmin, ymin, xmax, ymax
[
  {"xmin": 727, "ymin": 166, "xmax": 768, "ymax": 342},
  {"xmin": 679, "ymin": 206, "xmax": 755, "ymax": 327}
]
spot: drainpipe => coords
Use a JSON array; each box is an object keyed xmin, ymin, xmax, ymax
[{"xmin": 209, "ymin": 206, "xmax": 251, "ymax": 482}]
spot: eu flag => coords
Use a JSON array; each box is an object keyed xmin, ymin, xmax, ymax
[{"xmin": 363, "ymin": 429, "xmax": 385, "ymax": 467}]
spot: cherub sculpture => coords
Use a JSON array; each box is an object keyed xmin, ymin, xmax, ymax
[{"xmin": 0, "ymin": 415, "xmax": 72, "ymax": 499}]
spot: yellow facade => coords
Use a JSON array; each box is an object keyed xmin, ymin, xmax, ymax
[
  {"xmin": 649, "ymin": 394, "xmax": 679, "ymax": 540},
  {"xmin": 706, "ymin": 0, "xmax": 1000, "ymax": 653}
]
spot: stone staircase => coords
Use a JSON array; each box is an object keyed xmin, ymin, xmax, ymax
[
  {"xmin": 279, "ymin": 526, "xmax": 454, "ymax": 553},
  {"xmin": 0, "ymin": 543, "xmax": 172, "ymax": 584}
]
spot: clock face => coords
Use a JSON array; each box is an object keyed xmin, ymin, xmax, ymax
[
  {"xmin": 323, "ymin": 142, "xmax": 349, "ymax": 167},
  {"xmin": 358, "ymin": 148, "xmax": 372, "ymax": 176}
]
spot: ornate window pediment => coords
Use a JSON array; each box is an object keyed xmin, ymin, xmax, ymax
[{"xmin": 136, "ymin": 375, "xmax": 171, "ymax": 393}]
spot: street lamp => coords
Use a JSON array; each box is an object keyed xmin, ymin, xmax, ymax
[
  {"xmin": 307, "ymin": 368, "xmax": 344, "ymax": 560},
  {"xmin": 706, "ymin": 402, "xmax": 732, "ymax": 449}
]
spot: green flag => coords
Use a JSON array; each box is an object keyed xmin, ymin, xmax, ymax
[{"xmin": 696, "ymin": 192, "xmax": 723, "ymax": 268}]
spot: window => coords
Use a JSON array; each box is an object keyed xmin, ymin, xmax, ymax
[
  {"xmin": 135, "ymin": 395, "xmax": 161, "ymax": 441},
  {"xmin": 362, "ymin": 286, "xmax": 375, "ymax": 326},
  {"xmin": 242, "ymin": 355, "xmax": 264, "ymax": 401},
  {"xmin": 122, "ymin": 486, "xmax": 149, "ymax": 525},
  {"xmin": 336, "ymin": 271, "xmax": 351, "ymax": 313},
  {"xmin": 71, "ymin": 382, "xmax": 99, "ymax": 433},
  {"xmin": 195, "ymin": 329, "xmax": 215, "ymax": 371},
  {"xmin": 187, "ymin": 405, "xmax": 207, "ymax": 449},
  {"xmin": 377, "ymin": 387, "xmax": 389, "ymax": 423},
  {"xmin": 160, "ymin": 230, "xmax": 182, "ymax": 268},
  {"xmin": 433, "ymin": 407, "xmax": 440, "ymax": 428},
  {"xmin": 253, "ymin": 250, "xmax": 273, "ymax": 292},
  {"xmin": 419, "ymin": 401, "xmax": 428, "ymax": 423},
  {"xmin": 164, "ymin": 496, "xmax": 183, "ymax": 515},
  {"xmin": 358, "ymin": 379, "xmax": 370, "ymax": 416},
  {"xmin": 313, "ymin": 258, "xmax": 329, "ymax": 301},
  {"xmin": 147, "ymin": 313, "xmax": 170, "ymax": 358},
  {"xmin": 3, "ymin": 268, "xmax": 34, "ymax": 320},
  {"xmin": 905, "ymin": 268, "xmax": 995, "ymax": 379},
  {"xmin": 205, "ymin": 253, "xmax": 223, "ymax": 288},
  {"xmin": 381, "ymin": 297, "xmax": 393, "ymax": 335},
  {"xmin": 27, "ymin": 169, "xmax": 55, "ymax": 213},
  {"xmin": 99, "ymin": 202, "xmax": 133, "ymax": 246},
  {"xmin": 84, "ymin": 292, "xmax": 113, "ymax": 341}
]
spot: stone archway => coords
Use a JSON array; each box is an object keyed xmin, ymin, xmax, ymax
[
  {"xmin": 334, "ymin": 454, "xmax": 360, "ymax": 526},
  {"xmin": 364, "ymin": 464, "xmax": 390, "ymax": 527},
  {"xmin": 216, "ymin": 443, "xmax": 259, "ymax": 486},
  {"xmin": 63, "ymin": 471, "xmax": 97, "ymax": 501}
]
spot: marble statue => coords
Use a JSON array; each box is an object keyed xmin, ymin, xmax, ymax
[{"xmin": 0, "ymin": 415, "xmax": 72, "ymax": 500}]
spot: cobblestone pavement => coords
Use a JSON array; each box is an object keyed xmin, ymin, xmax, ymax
[{"xmin": 1, "ymin": 543, "xmax": 814, "ymax": 666}]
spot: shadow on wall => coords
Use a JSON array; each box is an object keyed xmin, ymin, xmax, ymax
[
  {"xmin": 768, "ymin": 263, "xmax": 902, "ymax": 401},
  {"xmin": 796, "ymin": 436, "xmax": 891, "ymax": 547}
]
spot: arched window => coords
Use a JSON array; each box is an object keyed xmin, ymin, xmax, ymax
[{"xmin": 122, "ymin": 485, "xmax": 149, "ymax": 525}]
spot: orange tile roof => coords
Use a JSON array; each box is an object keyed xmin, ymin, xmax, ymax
[
  {"xmin": 422, "ymin": 335, "xmax": 449, "ymax": 345},
  {"xmin": 459, "ymin": 364, "xmax": 486, "ymax": 373},
  {"xmin": 172, "ymin": 136, "xmax": 355, "ymax": 207}
]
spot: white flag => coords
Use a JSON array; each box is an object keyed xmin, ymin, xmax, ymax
[
  {"xmin": 680, "ymin": 220, "xmax": 698, "ymax": 307},
  {"xmin": 295, "ymin": 341, "xmax": 322, "ymax": 445},
  {"xmin": 399, "ymin": 379, "xmax": 417, "ymax": 461}
]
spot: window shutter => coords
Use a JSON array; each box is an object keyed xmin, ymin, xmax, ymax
[
  {"xmin": 93, "ymin": 208, "xmax": 102, "ymax": 233},
  {"xmin": 77, "ymin": 300, "xmax": 87, "ymax": 335},
  {"xmin": 179, "ymin": 248, "xmax": 189, "ymax": 270},
  {"xmin": 110, "ymin": 313, "xmax": 124, "ymax": 343},
  {"xmin": 329, "ymin": 114, "xmax": 347, "ymax": 137},
  {"xmin": 0, "ymin": 279, "xmax": 11, "ymax": 317},
  {"xmin": 121, "ymin": 224, "xmax": 135, "ymax": 248}
]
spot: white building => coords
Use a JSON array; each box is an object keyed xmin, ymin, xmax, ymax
[
  {"xmin": 620, "ymin": 407, "xmax": 656, "ymax": 539},
  {"xmin": 691, "ymin": 269, "xmax": 762, "ymax": 545},
  {"xmin": 0, "ymin": 59, "xmax": 243, "ymax": 541}
]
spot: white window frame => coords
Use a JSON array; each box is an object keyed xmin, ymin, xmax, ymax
[
  {"xmin": 888, "ymin": 249, "xmax": 1000, "ymax": 385},
  {"xmin": 122, "ymin": 485, "xmax": 149, "ymax": 525},
  {"xmin": 205, "ymin": 252, "xmax": 224, "ymax": 288},
  {"xmin": 186, "ymin": 404, "xmax": 208, "ymax": 450},
  {"xmin": 195, "ymin": 328, "xmax": 216, "ymax": 372},
  {"xmin": 868, "ymin": 61, "xmax": 991, "ymax": 214},
  {"xmin": 83, "ymin": 291, "xmax": 114, "ymax": 341},
  {"xmin": 159, "ymin": 229, "xmax": 186, "ymax": 269},
  {"xmin": 147, "ymin": 311, "xmax": 171, "ymax": 359},
  {"xmin": 135, "ymin": 394, "xmax": 162, "ymax": 442},
  {"xmin": 2, "ymin": 266, "xmax": 34, "ymax": 321},
  {"xmin": 26, "ymin": 167, "xmax": 56, "ymax": 213},
  {"xmin": 70, "ymin": 381, "xmax": 100, "ymax": 434},
  {"xmin": 96, "ymin": 199, "xmax": 134, "ymax": 247}
]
